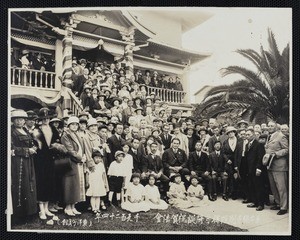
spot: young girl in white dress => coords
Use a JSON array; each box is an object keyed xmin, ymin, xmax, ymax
[
  {"xmin": 144, "ymin": 175, "xmax": 168, "ymax": 210},
  {"xmin": 86, "ymin": 151, "xmax": 109, "ymax": 214},
  {"xmin": 167, "ymin": 174, "xmax": 193, "ymax": 209},
  {"xmin": 187, "ymin": 175, "xmax": 209, "ymax": 207},
  {"xmin": 121, "ymin": 173, "xmax": 150, "ymax": 213},
  {"xmin": 121, "ymin": 142, "xmax": 133, "ymax": 191}
]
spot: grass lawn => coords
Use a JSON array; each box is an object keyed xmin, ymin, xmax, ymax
[{"xmin": 11, "ymin": 206, "xmax": 247, "ymax": 232}]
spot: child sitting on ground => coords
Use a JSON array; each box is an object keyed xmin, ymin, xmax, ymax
[
  {"xmin": 121, "ymin": 173, "xmax": 150, "ymax": 213},
  {"xmin": 187, "ymin": 175, "xmax": 209, "ymax": 207},
  {"xmin": 167, "ymin": 173, "xmax": 193, "ymax": 209},
  {"xmin": 107, "ymin": 151, "xmax": 126, "ymax": 207},
  {"xmin": 144, "ymin": 174, "xmax": 168, "ymax": 210},
  {"xmin": 86, "ymin": 150, "xmax": 109, "ymax": 214}
]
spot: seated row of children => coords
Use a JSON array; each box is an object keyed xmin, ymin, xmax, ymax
[{"xmin": 87, "ymin": 149, "xmax": 209, "ymax": 214}]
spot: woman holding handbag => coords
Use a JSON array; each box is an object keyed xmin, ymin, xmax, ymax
[
  {"xmin": 61, "ymin": 116, "xmax": 86, "ymax": 216},
  {"xmin": 10, "ymin": 109, "xmax": 37, "ymax": 223}
]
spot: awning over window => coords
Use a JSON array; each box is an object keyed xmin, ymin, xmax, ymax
[{"xmin": 11, "ymin": 32, "xmax": 56, "ymax": 50}]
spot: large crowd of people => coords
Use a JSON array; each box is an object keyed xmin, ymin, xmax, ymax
[{"xmin": 10, "ymin": 104, "xmax": 290, "ymax": 225}]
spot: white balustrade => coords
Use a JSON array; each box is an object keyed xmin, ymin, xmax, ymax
[
  {"xmin": 11, "ymin": 67, "xmax": 56, "ymax": 89},
  {"xmin": 147, "ymin": 86, "xmax": 186, "ymax": 104}
]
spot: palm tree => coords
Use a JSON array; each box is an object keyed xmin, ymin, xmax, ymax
[{"xmin": 196, "ymin": 28, "xmax": 289, "ymax": 124}]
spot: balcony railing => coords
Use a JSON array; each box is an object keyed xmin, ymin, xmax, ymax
[
  {"xmin": 11, "ymin": 67, "xmax": 56, "ymax": 89},
  {"xmin": 67, "ymin": 88, "xmax": 84, "ymax": 116},
  {"xmin": 146, "ymin": 86, "xmax": 186, "ymax": 103}
]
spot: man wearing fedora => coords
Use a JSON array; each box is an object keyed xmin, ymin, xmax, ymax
[{"xmin": 222, "ymin": 126, "xmax": 239, "ymax": 200}]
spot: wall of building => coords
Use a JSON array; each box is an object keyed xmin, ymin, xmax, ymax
[{"xmin": 130, "ymin": 10, "xmax": 182, "ymax": 48}]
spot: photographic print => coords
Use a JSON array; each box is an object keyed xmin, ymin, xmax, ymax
[{"xmin": 7, "ymin": 7, "xmax": 292, "ymax": 235}]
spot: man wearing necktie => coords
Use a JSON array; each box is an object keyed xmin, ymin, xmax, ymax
[
  {"xmin": 107, "ymin": 123, "xmax": 125, "ymax": 165},
  {"xmin": 264, "ymin": 121, "xmax": 289, "ymax": 215},
  {"xmin": 142, "ymin": 142, "xmax": 169, "ymax": 197},
  {"xmin": 160, "ymin": 124, "xmax": 172, "ymax": 150},
  {"xmin": 210, "ymin": 141, "xmax": 228, "ymax": 201},
  {"xmin": 244, "ymin": 129, "xmax": 265, "ymax": 211},
  {"xmin": 188, "ymin": 141, "xmax": 213, "ymax": 200},
  {"xmin": 162, "ymin": 138, "xmax": 189, "ymax": 183},
  {"xmin": 128, "ymin": 138, "xmax": 145, "ymax": 174},
  {"xmin": 234, "ymin": 129, "xmax": 249, "ymax": 203}
]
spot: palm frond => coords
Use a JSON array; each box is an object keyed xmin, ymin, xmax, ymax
[{"xmin": 220, "ymin": 66, "xmax": 272, "ymax": 96}]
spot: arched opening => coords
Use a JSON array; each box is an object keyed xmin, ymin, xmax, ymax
[
  {"xmin": 73, "ymin": 47, "xmax": 115, "ymax": 67},
  {"xmin": 11, "ymin": 97, "xmax": 44, "ymax": 111}
]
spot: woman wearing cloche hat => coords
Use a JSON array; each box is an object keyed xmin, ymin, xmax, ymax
[
  {"xmin": 84, "ymin": 118, "xmax": 110, "ymax": 172},
  {"xmin": 11, "ymin": 109, "xmax": 38, "ymax": 221},
  {"xmin": 31, "ymin": 107, "xmax": 61, "ymax": 220},
  {"xmin": 61, "ymin": 116, "xmax": 86, "ymax": 216}
]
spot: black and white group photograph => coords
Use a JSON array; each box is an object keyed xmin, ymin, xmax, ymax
[{"xmin": 7, "ymin": 6, "xmax": 292, "ymax": 235}]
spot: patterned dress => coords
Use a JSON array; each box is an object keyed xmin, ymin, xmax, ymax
[{"xmin": 11, "ymin": 126, "xmax": 37, "ymax": 217}]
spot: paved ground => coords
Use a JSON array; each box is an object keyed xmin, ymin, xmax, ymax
[{"xmin": 183, "ymin": 196, "xmax": 290, "ymax": 235}]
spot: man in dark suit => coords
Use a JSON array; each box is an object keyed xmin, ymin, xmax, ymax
[
  {"xmin": 128, "ymin": 138, "xmax": 145, "ymax": 174},
  {"xmin": 244, "ymin": 129, "xmax": 265, "ymax": 211},
  {"xmin": 208, "ymin": 125, "xmax": 222, "ymax": 153},
  {"xmin": 188, "ymin": 141, "xmax": 213, "ymax": 201},
  {"xmin": 142, "ymin": 142, "xmax": 169, "ymax": 196},
  {"xmin": 222, "ymin": 126, "xmax": 239, "ymax": 199},
  {"xmin": 162, "ymin": 138, "xmax": 190, "ymax": 179},
  {"xmin": 107, "ymin": 123, "xmax": 125, "ymax": 166},
  {"xmin": 234, "ymin": 128, "xmax": 249, "ymax": 202},
  {"xmin": 160, "ymin": 123, "xmax": 172, "ymax": 150},
  {"xmin": 209, "ymin": 141, "xmax": 229, "ymax": 201}
]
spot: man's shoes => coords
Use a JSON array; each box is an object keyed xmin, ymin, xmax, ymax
[
  {"xmin": 256, "ymin": 206, "xmax": 264, "ymax": 211},
  {"xmin": 277, "ymin": 210, "xmax": 287, "ymax": 215},
  {"xmin": 242, "ymin": 199, "xmax": 251, "ymax": 204},
  {"xmin": 247, "ymin": 203, "xmax": 256, "ymax": 208},
  {"xmin": 213, "ymin": 194, "xmax": 218, "ymax": 201},
  {"xmin": 222, "ymin": 195, "xmax": 229, "ymax": 201},
  {"xmin": 231, "ymin": 195, "xmax": 237, "ymax": 200},
  {"xmin": 270, "ymin": 205, "xmax": 280, "ymax": 210},
  {"xmin": 265, "ymin": 201, "xmax": 271, "ymax": 206},
  {"xmin": 208, "ymin": 195, "xmax": 214, "ymax": 201}
]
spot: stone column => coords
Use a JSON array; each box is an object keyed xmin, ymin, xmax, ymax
[
  {"xmin": 55, "ymin": 39, "xmax": 63, "ymax": 91},
  {"xmin": 182, "ymin": 65, "xmax": 191, "ymax": 104}
]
